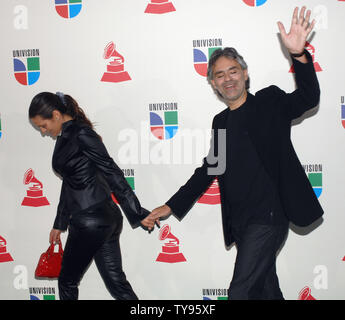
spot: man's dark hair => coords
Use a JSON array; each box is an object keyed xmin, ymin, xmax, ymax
[{"xmin": 207, "ymin": 47, "xmax": 250, "ymax": 90}]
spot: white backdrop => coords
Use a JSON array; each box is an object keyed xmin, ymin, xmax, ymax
[{"xmin": 0, "ymin": 0, "xmax": 344, "ymax": 300}]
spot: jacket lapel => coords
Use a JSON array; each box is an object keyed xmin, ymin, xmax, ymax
[{"xmin": 244, "ymin": 93, "xmax": 266, "ymax": 160}]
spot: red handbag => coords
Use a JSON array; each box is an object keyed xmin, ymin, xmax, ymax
[{"xmin": 35, "ymin": 242, "xmax": 64, "ymax": 278}]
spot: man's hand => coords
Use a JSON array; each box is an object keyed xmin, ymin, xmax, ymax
[
  {"xmin": 277, "ymin": 6, "xmax": 315, "ymax": 60},
  {"xmin": 150, "ymin": 205, "xmax": 172, "ymax": 227},
  {"xmin": 141, "ymin": 204, "xmax": 172, "ymax": 231}
]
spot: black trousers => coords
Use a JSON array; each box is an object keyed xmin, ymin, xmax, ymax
[
  {"xmin": 228, "ymin": 223, "xmax": 288, "ymax": 300},
  {"xmin": 58, "ymin": 200, "xmax": 138, "ymax": 300}
]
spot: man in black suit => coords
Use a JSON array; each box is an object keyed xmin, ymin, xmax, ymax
[{"xmin": 142, "ymin": 6, "xmax": 323, "ymax": 299}]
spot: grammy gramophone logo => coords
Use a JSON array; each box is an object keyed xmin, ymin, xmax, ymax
[
  {"xmin": 0, "ymin": 235, "xmax": 14, "ymax": 263},
  {"xmin": 144, "ymin": 0, "xmax": 176, "ymax": 14},
  {"xmin": 289, "ymin": 41, "xmax": 322, "ymax": 73},
  {"xmin": 21, "ymin": 168, "xmax": 50, "ymax": 207},
  {"xmin": 298, "ymin": 286, "xmax": 317, "ymax": 300},
  {"xmin": 197, "ymin": 178, "xmax": 221, "ymax": 205},
  {"xmin": 101, "ymin": 42, "xmax": 131, "ymax": 83},
  {"xmin": 156, "ymin": 224, "xmax": 186, "ymax": 263}
]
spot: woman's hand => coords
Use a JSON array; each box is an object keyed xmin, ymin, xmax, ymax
[
  {"xmin": 141, "ymin": 215, "xmax": 157, "ymax": 231},
  {"xmin": 49, "ymin": 228, "xmax": 62, "ymax": 244},
  {"xmin": 141, "ymin": 205, "xmax": 172, "ymax": 231}
]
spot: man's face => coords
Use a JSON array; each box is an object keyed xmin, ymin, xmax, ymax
[{"xmin": 210, "ymin": 56, "xmax": 248, "ymax": 106}]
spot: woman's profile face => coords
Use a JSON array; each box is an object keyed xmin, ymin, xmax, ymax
[{"xmin": 31, "ymin": 111, "xmax": 63, "ymax": 138}]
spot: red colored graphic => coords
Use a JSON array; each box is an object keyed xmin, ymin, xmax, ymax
[
  {"xmin": 289, "ymin": 42, "xmax": 322, "ymax": 73},
  {"xmin": 151, "ymin": 127, "xmax": 164, "ymax": 140},
  {"xmin": 21, "ymin": 169, "xmax": 50, "ymax": 207},
  {"xmin": 243, "ymin": 0, "xmax": 255, "ymax": 6},
  {"xmin": 0, "ymin": 236, "xmax": 14, "ymax": 263},
  {"xmin": 145, "ymin": 0, "xmax": 176, "ymax": 14},
  {"xmin": 197, "ymin": 178, "xmax": 221, "ymax": 205},
  {"xmin": 242, "ymin": 0, "xmax": 267, "ymax": 6},
  {"xmin": 156, "ymin": 224, "xmax": 186, "ymax": 263},
  {"xmin": 298, "ymin": 286, "xmax": 316, "ymax": 300},
  {"xmin": 342, "ymin": 256, "xmax": 345, "ymax": 261},
  {"xmin": 101, "ymin": 42, "xmax": 131, "ymax": 83},
  {"xmin": 111, "ymin": 192, "xmax": 119, "ymax": 204}
]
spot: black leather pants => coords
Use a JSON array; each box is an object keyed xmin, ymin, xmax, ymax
[{"xmin": 58, "ymin": 200, "xmax": 138, "ymax": 300}]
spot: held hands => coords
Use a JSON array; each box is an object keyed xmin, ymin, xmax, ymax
[
  {"xmin": 141, "ymin": 204, "xmax": 172, "ymax": 232},
  {"xmin": 277, "ymin": 6, "xmax": 316, "ymax": 57}
]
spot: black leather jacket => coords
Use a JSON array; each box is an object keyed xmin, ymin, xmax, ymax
[{"xmin": 52, "ymin": 120, "xmax": 149, "ymax": 231}]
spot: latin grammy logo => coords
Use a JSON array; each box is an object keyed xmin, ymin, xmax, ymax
[
  {"xmin": 0, "ymin": 236, "xmax": 14, "ymax": 263},
  {"xmin": 156, "ymin": 224, "xmax": 186, "ymax": 263},
  {"xmin": 289, "ymin": 42, "xmax": 322, "ymax": 73},
  {"xmin": 145, "ymin": 0, "xmax": 176, "ymax": 14},
  {"xmin": 197, "ymin": 178, "xmax": 221, "ymax": 205},
  {"xmin": 21, "ymin": 168, "xmax": 50, "ymax": 207},
  {"xmin": 298, "ymin": 286, "xmax": 316, "ymax": 300},
  {"xmin": 101, "ymin": 42, "xmax": 131, "ymax": 83}
]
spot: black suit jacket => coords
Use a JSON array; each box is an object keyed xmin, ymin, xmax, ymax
[
  {"xmin": 52, "ymin": 120, "xmax": 149, "ymax": 231},
  {"xmin": 166, "ymin": 51, "xmax": 324, "ymax": 247}
]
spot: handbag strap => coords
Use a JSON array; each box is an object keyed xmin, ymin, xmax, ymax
[
  {"xmin": 58, "ymin": 241, "xmax": 63, "ymax": 254},
  {"xmin": 47, "ymin": 242, "xmax": 63, "ymax": 257}
]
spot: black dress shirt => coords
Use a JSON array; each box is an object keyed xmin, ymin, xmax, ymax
[{"xmin": 224, "ymin": 100, "xmax": 287, "ymax": 228}]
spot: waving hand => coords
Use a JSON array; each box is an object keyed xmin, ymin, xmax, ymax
[{"xmin": 277, "ymin": 6, "xmax": 316, "ymax": 56}]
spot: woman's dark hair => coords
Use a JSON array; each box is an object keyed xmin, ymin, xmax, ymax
[{"xmin": 29, "ymin": 92, "xmax": 94, "ymax": 129}]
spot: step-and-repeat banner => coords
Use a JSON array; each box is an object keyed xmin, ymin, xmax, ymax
[{"xmin": 0, "ymin": 0, "xmax": 344, "ymax": 300}]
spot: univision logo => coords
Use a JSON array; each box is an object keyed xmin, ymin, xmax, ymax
[
  {"xmin": 13, "ymin": 49, "xmax": 40, "ymax": 86},
  {"xmin": 55, "ymin": 0, "xmax": 82, "ymax": 19},
  {"xmin": 111, "ymin": 169, "xmax": 135, "ymax": 204},
  {"xmin": 193, "ymin": 39, "xmax": 222, "ymax": 77},
  {"xmin": 202, "ymin": 288, "xmax": 228, "ymax": 300},
  {"xmin": 303, "ymin": 164, "xmax": 323, "ymax": 198},
  {"xmin": 29, "ymin": 287, "xmax": 56, "ymax": 300},
  {"xmin": 242, "ymin": 0, "xmax": 268, "ymax": 6},
  {"xmin": 341, "ymin": 96, "xmax": 345, "ymax": 129},
  {"xmin": 149, "ymin": 102, "xmax": 178, "ymax": 140}
]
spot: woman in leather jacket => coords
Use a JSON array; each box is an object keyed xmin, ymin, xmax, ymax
[{"xmin": 29, "ymin": 92, "xmax": 154, "ymax": 300}]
